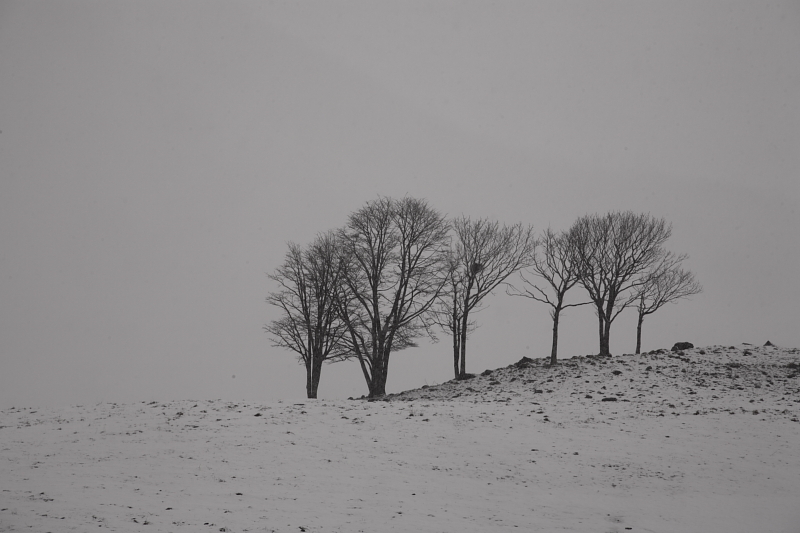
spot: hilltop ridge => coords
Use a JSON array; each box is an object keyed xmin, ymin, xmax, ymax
[{"xmin": 384, "ymin": 343, "xmax": 800, "ymax": 422}]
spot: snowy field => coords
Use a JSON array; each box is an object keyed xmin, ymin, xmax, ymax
[{"xmin": 2, "ymin": 344, "xmax": 799, "ymax": 533}]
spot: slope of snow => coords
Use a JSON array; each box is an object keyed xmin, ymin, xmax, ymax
[{"xmin": 1, "ymin": 344, "xmax": 799, "ymax": 532}]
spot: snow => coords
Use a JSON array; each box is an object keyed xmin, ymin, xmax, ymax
[{"xmin": 2, "ymin": 344, "xmax": 799, "ymax": 532}]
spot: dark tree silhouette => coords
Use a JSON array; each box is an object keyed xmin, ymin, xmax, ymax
[
  {"xmin": 336, "ymin": 197, "xmax": 450, "ymax": 397},
  {"xmin": 265, "ymin": 231, "xmax": 350, "ymax": 398},
  {"xmin": 434, "ymin": 217, "xmax": 535, "ymax": 378},
  {"xmin": 570, "ymin": 211, "xmax": 673, "ymax": 356},
  {"xmin": 432, "ymin": 252, "xmax": 477, "ymax": 379},
  {"xmin": 633, "ymin": 254, "xmax": 702, "ymax": 353},
  {"xmin": 507, "ymin": 227, "xmax": 590, "ymax": 365}
]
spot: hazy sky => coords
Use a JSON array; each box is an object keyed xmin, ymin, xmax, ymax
[{"xmin": 1, "ymin": 1, "xmax": 798, "ymax": 409}]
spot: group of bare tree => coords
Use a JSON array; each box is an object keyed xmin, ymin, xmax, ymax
[
  {"xmin": 508, "ymin": 211, "xmax": 702, "ymax": 362},
  {"xmin": 265, "ymin": 197, "xmax": 535, "ymax": 398},
  {"xmin": 266, "ymin": 199, "xmax": 700, "ymax": 399}
]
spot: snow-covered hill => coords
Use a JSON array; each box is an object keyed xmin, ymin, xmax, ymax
[
  {"xmin": 386, "ymin": 343, "xmax": 800, "ymax": 420},
  {"xmin": 1, "ymin": 344, "xmax": 798, "ymax": 532}
]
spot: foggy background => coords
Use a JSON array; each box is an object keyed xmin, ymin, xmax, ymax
[{"xmin": 1, "ymin": 1, "xmax": 798, "ymax": 409}]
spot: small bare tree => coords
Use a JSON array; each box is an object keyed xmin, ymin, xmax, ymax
[
  {"xmin": 507, "ymin": 227, "xmax": 590, "ymax": 365},
  {"xmin": 265, "ymin": 231, "xmax": 350, "ymax": 398},
  {"xmin": 633, "ymin": 254, "xmax": 702, "ymax": 353},
  {"xmin": 434, "ymin": 217, "xmax": 535, "ymax": 379},
  {"xmin": 432, "ymin": 252, "xmax": 477, "ymax": 378},
  {"xmin": 570, "ymin": 211, "xmax": 673, "ymax": 356},
  {"xmin": 336, "ymin": 197, "xmax": 450, "ymax": 397}
]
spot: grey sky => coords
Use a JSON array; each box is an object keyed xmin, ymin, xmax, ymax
[{"xmin": 1, "ymin": 1, "xmax": 798, "ymax": 409}]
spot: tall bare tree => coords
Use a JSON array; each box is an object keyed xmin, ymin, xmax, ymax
[
  {"xmin": 507, "ymin": 227, "xmax": 590, "ymax": 365},
  {"xmin": 434, "ymin": 217, "xmax": 535, "ymax": 379},
  {"xmin": 265, "ymin": 231, "xmax": 350, "ymax": 398},
  {"xmin": 570, "ymin": 211, "xmax": 673, "ymax": 356},
  {"xmin": 633, "ymin": 254, "xmax": 702, "ymax": 353},
  {"xmin": 336, "ymin": 197, "xmax": 450, "ymax": 397}
]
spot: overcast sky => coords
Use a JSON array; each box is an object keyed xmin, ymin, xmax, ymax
[{"xmin": 1, "ymin": 1, "xmax": 798, "ymax": 409}]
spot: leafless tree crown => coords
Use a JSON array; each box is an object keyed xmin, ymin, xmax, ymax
[
  {"xmin": 265, "ymin": 231, "xmax": 351, "ymax": 398},
  {"xmin": 570, "ymin": 211, "xmax": 674, "ymax": 355},
  {"xmin": 337, "ymin": 197, "xmax": 451, "ymax": 396},
  {"xmin": 507, "ymin": 227, "xmax": 591, "ymax": 364},
  {"xmin": 633, "ymin": 251, "xmax": 702, "ymax": 353},
  {"xmin": 434, "ymin": 216, "xmax": 535, "ymax": 377}
]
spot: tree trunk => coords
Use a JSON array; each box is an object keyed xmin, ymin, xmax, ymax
[
  {"xmin": 550, "ymin": 307, "xmax": 561, "ymax": 365},
  {"xmin": 368, "ymin": 347, "xmax": 388, "ymax": 398},
  {"xmin": 458, "ymin": 311, "xmax": 469, "ymax": 378},
  {"xmin": 451, "ymin": 288, "xmax": 460, "ymax": 379},
  {"xmin": 596, "ymin": 305, "xmax": 608, "ymax": 355},
  {"xmin": 382, "ymin": 350, "xmax": 390, "ymax": 391},
  {"xmin": 600, "ymin": 319, "xmax": 612, "ymax": 356},
  {"xmin": 309, "ymin": 355, "xmax": 323, "ymax": 399},
  {"xmin": 305, "ymin": 356, "xmax": 313, "ymax": 398},
  {"xmin": 452, "ymin": 326, "xmax": 460, "ymax": 379},
  {"xmin": 369, "ymin": 369, "xmax": 386, "ymax": 397},
  {"xmin": 635, "ymin": 312, "xmax": 644, "ymax": 355}
]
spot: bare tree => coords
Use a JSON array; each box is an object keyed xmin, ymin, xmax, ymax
[
  {"xmin": 570, "ymin": 211, "xmax": 674, "ymax": 356},
  {"xmin": 431, "ymin": 252, "xmax": 477, "ymax": 379},
  {"xmin": 507, "ymin": 227, "xmax": 590, "ymax": 365},
  {"xmin": 336, "ymin": 197, "xmax": 450, "ymax": 397},
  {"xmin": 265, "ymin": 231, "xmax": 350, "ymax": 398},
  {"xmin": 434, "ymin": 217, "xmax": 536, "ymax": 379},
  {"xmin": 633, "ymin": 254, "xmax": 702, "ymax": 353}
]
